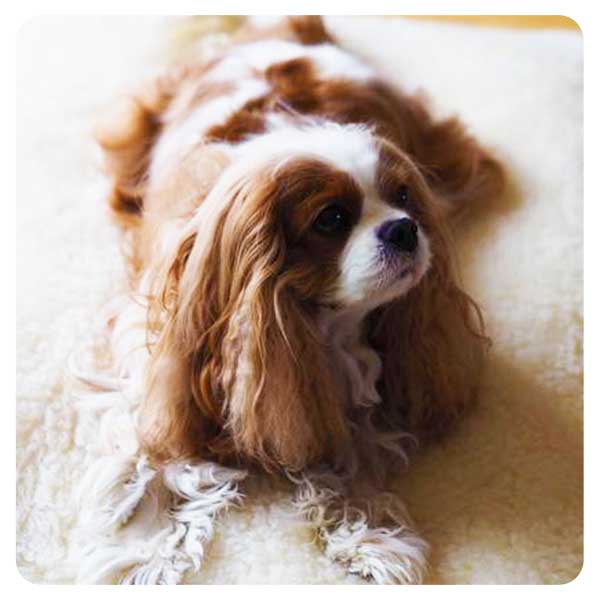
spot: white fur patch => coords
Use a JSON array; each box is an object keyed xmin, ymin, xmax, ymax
[
  {"xmin": 73, "ymin": 453, "xmax": 247, "ymax": 584},
  {"xmin": 150, "ymin": 78, "xmax": 269, "ymax": 183},
  {"xmin": 233, "ymin": 120, "xmax": 378, "ymax": 179},
  {"xmin": 291, "ymin": 470, "xmax": 428, "ymax": 584},
  {"xmin": 339, "ymin": 217, "xmax": 431, "ymax": 306},
  {"xmin": 150, "ymin": 38, "xmax": 374, "ymax": 185},
  {"xmin": 316, "ymin": 306, "xmax": 383, "ymax": 410}
]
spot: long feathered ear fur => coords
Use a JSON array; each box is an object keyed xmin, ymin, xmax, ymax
[
  {"xmin": 367, "ymin": 98, "xmax": 505, "ymax": 441},
  {"xmin": 367, "ymin": 80, "xmax": 507, "ymax": 220},
  {"xmin": 369, "ymin": 184, "xmax": 503, "ymax": 443},
  {"xmin": 369, "ymin": 226, "xmax": 489, "ymax": 441},
  {"xmin": 139, "ymin": 167, "xmax": 351, "ymax": 471}
]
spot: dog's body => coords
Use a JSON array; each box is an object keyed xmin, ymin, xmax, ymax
[{"xmin": 91, "ymin": 16, "xmax": 504, "ymax": 583}]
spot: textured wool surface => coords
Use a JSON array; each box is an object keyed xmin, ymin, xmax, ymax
[{"xmin": 16, "ymin": 16, "xmax": 582, "ymax": 584}]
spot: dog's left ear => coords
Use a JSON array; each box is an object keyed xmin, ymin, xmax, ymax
[
  {"xmin": 368, "ymin": 225, "xmax": 489, "ymax": 441},
  {"xmin": 367, "ymin": 88, "xmax": 503, "ymax": 440},
  {"xmin": 373, "ymin": 82, "xmax": 506, "ymax": 219},
  {"xmin": 412, "ymin": 111, "xmax": 506, "ymax": 219}
]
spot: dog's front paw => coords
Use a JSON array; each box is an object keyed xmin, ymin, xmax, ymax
[{"xmin": 322, "ymin": 519, "xmax": 428, "ymax": 584}]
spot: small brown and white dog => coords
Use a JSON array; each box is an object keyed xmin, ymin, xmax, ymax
[{"xmin": 88, "ymin": 16, "xmax": 504, "ymax": 584}]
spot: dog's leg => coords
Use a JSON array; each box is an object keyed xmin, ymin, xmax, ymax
[
  {"xmin": 118, "ymin": 461, "xmax": 247, "ymax": 584},
  {"xmin": 291, "ymin": 469, "xmax": 428, "ymax": 584},
  {"xmin": 75, "ymin": 458, "xmax": 246, "ymax": 584}
]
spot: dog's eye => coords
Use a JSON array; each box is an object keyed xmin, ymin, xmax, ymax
[
  {"xmin": 398, "ymin": 185, "xmax": 410, "ymax": 206},
  {"xmin": 313, "ymin": 204, "xmax": 352, "ymax": 236}
]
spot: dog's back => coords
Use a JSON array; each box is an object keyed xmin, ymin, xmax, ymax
[{"xmin": 96, "ymin": 16, "xmax": 503, "ymax": 279}]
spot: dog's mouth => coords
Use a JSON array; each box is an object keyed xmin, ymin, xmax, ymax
[
  {"xmin": 382, "ymin": 248, "xmax": 419, "ymax": 279},
  {"xmin": 375, "ymin": 246, "xmax": 429, "ymax": 298}
]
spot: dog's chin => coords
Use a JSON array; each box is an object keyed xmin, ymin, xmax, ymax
[
  {"xmin": 362, "ymin": 253, "xmax": 429, "ymax": 310},
  {"xmin": 326, "ymin": 246, "xmax": 431, "ymax": 315}
]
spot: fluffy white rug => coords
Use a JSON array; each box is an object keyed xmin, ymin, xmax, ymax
[{"xmin": 16, "ymin": 16, "xmax": 582, "ymax": 584}]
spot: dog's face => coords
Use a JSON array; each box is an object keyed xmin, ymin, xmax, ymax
[{"xmin": 192, "ymin": 123, "xmax": 432, "ymax": 317}]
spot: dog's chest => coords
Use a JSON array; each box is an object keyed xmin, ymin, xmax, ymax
[{"xmin": 324, "ymin": 317, "xmax": 383, "ymax": 409}]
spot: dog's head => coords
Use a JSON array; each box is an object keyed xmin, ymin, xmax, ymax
[
  {"xmin": 208, "ymin": 123, "xmax": 434, "ymax": 310},
  {"xmin": 137, "ymin": 121, "xmax": 486, "ymax": 472}
]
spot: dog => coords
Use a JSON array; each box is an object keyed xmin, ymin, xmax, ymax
[{"xmin": 89, "ymin": 16, "xmax": 504, "ymax": 584}]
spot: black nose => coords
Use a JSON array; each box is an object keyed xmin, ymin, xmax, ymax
[{"xmin": 377, "ymin": 218, "xmax": 419, "ymax": 253}]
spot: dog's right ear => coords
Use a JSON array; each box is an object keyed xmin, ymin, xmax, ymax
[
  {"xmin": 137, "ymin": 165, "xmax": 352, "ymax": 470},
  {"xmin": 94, "ymin": 67, "xmax": 189, "ymax": 224}
]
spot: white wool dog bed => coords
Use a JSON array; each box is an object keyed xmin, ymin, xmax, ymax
[{"xmin": 16, "ymin": 16, "xmax": 582, "ymax": 584}]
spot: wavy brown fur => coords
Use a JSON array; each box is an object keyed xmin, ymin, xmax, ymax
[{"xmin": 139, "ymin": 163, "xmax": 357, "ymax": 470}]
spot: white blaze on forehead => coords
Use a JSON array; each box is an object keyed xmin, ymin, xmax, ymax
[{"xmin": 233, "ymin": 121, "xmax": 380, "ymax": 185}]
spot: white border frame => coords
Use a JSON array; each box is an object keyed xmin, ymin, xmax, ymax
[{"xmin": 8, "ymin": 0, "xmax": 593, "ymax": 595}]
